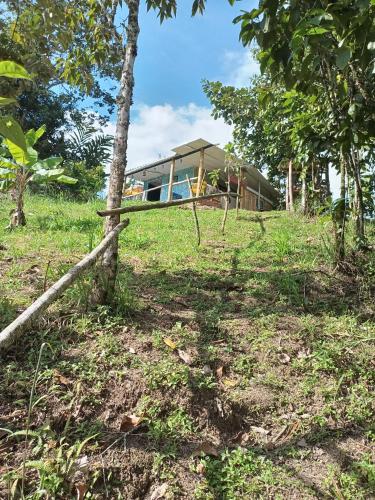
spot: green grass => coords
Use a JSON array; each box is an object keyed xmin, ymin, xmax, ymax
[{"xmin": 0, "ymin": 194, "xmax": 374, "ymax": 499}]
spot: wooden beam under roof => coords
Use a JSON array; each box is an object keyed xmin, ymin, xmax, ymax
[{"xmin": 127, "ymin": 143, "xmax": 216, "ymax": 177}]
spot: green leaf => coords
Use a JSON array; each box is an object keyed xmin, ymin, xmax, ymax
[
  {"xmin": 32, "ymin": 168, "xmax": 64, "ymax": 181},
  {"xmin": 336, "ymin": 46, "xmax": 352, "ymax": 69},
  {"xmin": 0, "ymin": 168, "xmax": 16, "ymax": 180},
  {"xmin": 32, "ymin": 156, "xmax": 62, "ymax": 170},
  {"xmin": 0, "ymin": 97, "xmax": 16, "ymax": 107},
  {"xmin": 0, "ymin": 116, "xmax": 27, "ymax": 151},
  {"xmin": 306, "ymin": 27, "xmax": 329, "ymax": 35},
  {"xmin": 25, "ymin": 146, "xmax": 38, "ymax": 166},
  {"xmin": 348, "ymin": 103, "xmax": 356, "ymax": 116},
  {"xmin": 0, "ymin": 61, "xmax": 32, "ymax": 80},
  {"xmin": 0, "ymin": 156, "xmax": 18, "ymax": 169},
  {"xmin": 26, "ymin": 125, "xmax": 46, "ymax": 146},
  {"xmin": 5, "ymin": 140, "xmax": 28, "ymax": 165},
  {"xmin": 56, "ymin": 175, "xmax": 78, "ymax": 184},
  {"xmin": 0, "ymin": 179, "xmax": 15, "ymax": 191}
]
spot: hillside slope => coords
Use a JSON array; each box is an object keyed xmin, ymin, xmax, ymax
[{"xmin": 0, "ymin": 196, "xmax": 374, "ymax": 499}]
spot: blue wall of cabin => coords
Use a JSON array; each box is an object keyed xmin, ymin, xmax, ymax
[{"xmin": 145, "ymin": 166, "xmax": 195, "ymax": 201}]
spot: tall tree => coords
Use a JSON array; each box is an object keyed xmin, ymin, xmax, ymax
[
  {"xmin": 233, "ymin": 0, "xmax": 375, "ymax": 254},
  {"xmin": 95, "ymin": 0, "xmax": 235, "ymax": 303}
]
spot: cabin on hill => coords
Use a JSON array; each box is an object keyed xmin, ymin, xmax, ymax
[{"xmin": 124, "ymin": 139, "xmax": 279, "ymax": 211}]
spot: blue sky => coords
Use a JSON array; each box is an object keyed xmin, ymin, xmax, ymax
[
  {"xmin": 104, "ymin": 0, "xmax": 259, "ymax": 169},
  {"xmin": 102, "ymin": 1, "xmax": 340, "ymax": 196},
  {"xmin": 133, "ymin": 0, "xmax": 257, "ymax": 107}
]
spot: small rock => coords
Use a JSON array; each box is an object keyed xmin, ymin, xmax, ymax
[
  {"xmin": 150, "ymin": 482, "xmax": 168, "ymax": 500},
  {"xmin": 297, "ymin": 438, "xmax": 308, "ymax": 447},
  {"xmin": 202, "ymin": 365, "xmax": 212, "ymax": 376}
]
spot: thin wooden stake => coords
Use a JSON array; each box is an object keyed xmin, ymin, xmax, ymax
[
  {"xmin": 221, "ymin": 171, "xmax": 230, "ymax": 235},
  {"xmin": 0, "ymin": 220, "xmax": 130, "ymax": 350},
  {"xmin": 236, "ymin": 168, "xmax": 242, "ymax": 219},
  {"xmin": 186, "ymin": 176, "xmax": 201, "ymax": 246}
]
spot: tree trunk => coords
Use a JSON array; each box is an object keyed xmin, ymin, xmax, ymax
[
  {"xmin": 9, "ymin": 173, "xmax": 26, "ymax": 228},
  {"xmin": 334, "ymin": 154, "xmax": 346, "ymax": 263},
  {"xmin": 301, "ymin": 173, "xmax": 307, "ymax": 215},
  {"xmin": 349, "ymin": 150, "xmax": 366, "ymax": 246},
  {"xmin": 288, "ymin": 160, "xmax": 294, "ymax": 211},
  {"xmin": 93, "ymin": 0, "xmax": 140, "ymax": 304},
  {"xmin": 325, "ymin": 161, "xmax": 331, "ymax": 200},
  {"xmin": 285, "ymin": 166, "xmax": 289, "ymax": 211}
]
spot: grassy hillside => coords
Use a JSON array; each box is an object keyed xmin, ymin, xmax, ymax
[{"xmin": 0, "ymin": 195, "xmax": 374, "ymax": 499}]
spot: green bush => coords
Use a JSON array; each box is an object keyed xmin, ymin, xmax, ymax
[{"xmin": 32, "ymin": 161, "xmax": 106, "ymax": 201}]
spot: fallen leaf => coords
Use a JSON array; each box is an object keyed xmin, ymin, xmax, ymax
[
  {"xmin": 297, "ymin": 438, "xmax": 308, "ymax": 447},
  {"xmin": 75, "ymin": 482, "xmax": 87, "ymax": 500},
  {"xmin": 222, "ymin": 378, "xmax": 237, "ymax": 387},
  {"xmin": 128, "ymin": 347, "xmax": 136, "ymax": 354},
  {"xmin": 196, "ymin": 462, "xmax": 206, "ymax": 475},
  {"xmin": 193, "ymin": 442, "xmax": 219, "ymax": 457},
  {"xmin": 120, "ymin": 414, "xmax": 142, "ymax": 432},
  {"xmin": 53, "ymin": 370, "xmax": 72, "ymax": 386},
  {"xmin": 278, "ymin": 353, "xmax": 291, "ymax": 364},
  {"xmin": 232, "ymin": 431, "xmax": 250, "ymax": 445},
  {"xmin": 216, "ymin": 365, "xmax": 224, "ymax": 378},
  {"xmin": 163, "ymin": 337, "xmax": 177, "ymax": 350},
  {"xmin": 150, "ymin": 482, "xmax": 168, "ymax": 500},
  {"xmin": 313, "ymin": 447, "xmax": 324, "ymax": 457},
  {"xmin": 177, "ymin": 349, "xmax": 192, "ymax": 365},
  {"xmin": 26, "ymin": 265, "xmax": 41, "ymax": 274},
  {"xmin": 250, "ymin": 426, "xmax": 270, "ymax": 436}
]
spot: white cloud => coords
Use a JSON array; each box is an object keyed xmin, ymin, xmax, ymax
[
  {"xmin": 222, "ymin": 50, "xmax": 259, "ymax": 88},
  {"xmin": 100, "ymin": 50, "xmax": 259, "ymax": 174},
  {"xmin": 104, "ymin": 102, "xmax": 233, "ymax": 171}
]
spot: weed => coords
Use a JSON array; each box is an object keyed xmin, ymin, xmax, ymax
[
  {"xmin": 142, "ymin": 359, "xmax": 190, "ymax": 390},
  {"xmin": 148, "ymin": 409, "xmax": 195, "ymax": 443},
  {"xmin": 195, "ymin": 447, "xmax": 303, "ymax": 499},
  {"xmin": 233, "ymin": 354, "xmax": 254, "ymax": 378}
]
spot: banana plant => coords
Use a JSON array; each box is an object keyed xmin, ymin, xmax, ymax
[
  {"xmin": 0, "ymin": 123, "xmax": 77, "ymax": 227},
  {"xmin": 0, "ymin": 60, "xmax": 32, "ymax": 106}
]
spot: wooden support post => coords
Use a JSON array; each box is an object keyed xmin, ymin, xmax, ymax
[
  {"xmin": 196, "ymin": 148, "xmax": 204, "ymax": 197},
  {"xmin": 258, "ymin": 181, "xmax": 261, "ymax": 211},
  {"xmin": 167, "ymin": 158, "xmax": 176, "ymax": 202}
]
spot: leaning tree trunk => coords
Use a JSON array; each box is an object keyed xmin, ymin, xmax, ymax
[{"xmin": 93, "ymin": 0, "xmax": 140, "ymax": 304}]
